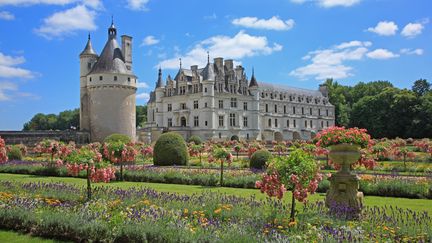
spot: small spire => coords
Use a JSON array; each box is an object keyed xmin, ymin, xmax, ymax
[
  {"xmin": 156, "ymin": 67, "xmax": 163, "ymax": 88},
  {"xmin": 88, "ymin": 33, "xmax": 91, "ymax": 40},
  {"xmin": 249, "ymin": 67, "xmax": 258, "ymax": 88},
  {"xmin": 179, "ymin": 58, "xmax": 182, "ymax": 69},
  {"xmin": 207, "ymin": 51, "xmax": 210, "ymax": 64},
  {"xmin": 111, "ymin": 15, "xmax": 114, "ymax": 25}
]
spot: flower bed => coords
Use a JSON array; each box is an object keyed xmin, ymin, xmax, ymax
[{"xmin": 0, "ymin": 181, "xmax": 430, "ymax": 242}]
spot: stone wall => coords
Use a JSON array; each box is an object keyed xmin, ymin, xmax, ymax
[{"xmin": 0, "ymin": 131, "xmax": 90, "ymax": 145}]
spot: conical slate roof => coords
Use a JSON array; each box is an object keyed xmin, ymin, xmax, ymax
[
  {"xmin": 80, "ymin": 35, "xmax": 97, "ymax": 56},
  {"xmin": 201, "ymin": 62, "xmax": 215, "ymax": 81},
  {"xmin": 89, "ymin": 35, "xmax": 128, "ymax": 74},
  {"xmin": 249, "ymin": 68, "xmax": 258, "ymax": 87}
]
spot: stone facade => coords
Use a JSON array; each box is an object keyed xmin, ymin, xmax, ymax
[
  {"xmin": 79, "ymin": 22, "xmax": 137, "ymax": 142},
  {"xmin": 145, "ymin": 57, "xmax": 335, "ymax": 142}
]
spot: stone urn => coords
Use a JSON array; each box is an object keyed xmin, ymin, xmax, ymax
[{"xmin": 325, "ymin": 143, "xmax": 364, "ymax": 218}]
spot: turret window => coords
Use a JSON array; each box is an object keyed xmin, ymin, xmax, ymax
[{"xmin": 128, "ymin": 77, "xmax": 131, "ymax": 82}]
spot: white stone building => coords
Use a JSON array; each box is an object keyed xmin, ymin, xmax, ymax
[
  {"xmin": 145, "ymin": 57, "xmax": 335, "ymax": 142},
  {"xmin": 79, "ymin": 22, "xmax": 137, "ymax": 142}
]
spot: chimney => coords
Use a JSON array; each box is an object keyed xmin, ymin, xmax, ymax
[
  {"xmin": 224, "ymin": 59, "xmax": 233, "ymax": 70},
  {"xmin": 214, "ymin": 57, "xmax": 223, "ymax": 69},
  {"xmin": 121, "ymin": 35, "xmax": 133, "ymax": 71},
  {"xmin": 319, "ymin": 84, "xmax": 329, "ymax": 97}
]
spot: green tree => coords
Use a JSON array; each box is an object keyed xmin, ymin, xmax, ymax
[
  {"xmin": 136, "ymin": 105, "xmax": 147, "ymax": 127},
  {"xmin": 412, "ymin": 79, "xmax": 430, "ymax": 96}
]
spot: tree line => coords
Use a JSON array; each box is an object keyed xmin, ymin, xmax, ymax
[
  {"xmin": 326, "ymin": 78, "xmax": 431, "ymax": 138},
  {"xmin": 23, "ymin": 105, "xmax": 148, "ymax": 131}
]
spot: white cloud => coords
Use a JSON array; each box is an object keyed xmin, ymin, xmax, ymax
[
  {"xmin": 35, "ymin": 5, "xmax": 97, "ymax": 39},
  {"xmin": 400, "ymin": 48, "xmax": 424, "ymax": 56},
  {"xmin": 0, "ymin": 52, "xmax": 34, "ymax": 78},
  {"xmin": 366, "ymin": 49, "xmax": 399, "ymax": 59},
  {"xmin": 232, "ymin": 16, "xmax": 295, "ymax": 31},
  {"xmin": 158, "ymin": 31, "xmax": 283, "ymax": 69},
  {"xmin": 0, "ymin": 0, "xmax": 102, "ymax": 8},
  {"xmin": 401, "ymin": 22, "xmax": 425, "ymax": 38},
  {"xmin": 0, "ymin": 11, "xmax": 14, "ymax": 20},
  {"xmin": 290, "ymin": 41, "xmax": 371, "ymax": 80},
  {"xmin": 126, "ymin": 0, "xmax": 149, "ymax": 11},
  {"xmin": 0, "ymin": 81, "xmax": 17, "ymax": 101},
  {"xmin": 136, "ymin": 81, "xmax": 149, "ymax": 88},
  {"xmin": 136, "ymin": 92, "xmax": 149, "ymax": 100},
  {"xmin": 290, "ymin": 0, "xmax": 360, "ymax": 7},
  {"xmin": 367, "ymin": 21, "xmax": 398, "ymax": 36},
  {"xmin": 204, "ymin": 13, "xmax": 217, "ymax": 20},
  {"xmin": 141, "ymin": 35, "xmax": 159, "ymax": 46}
]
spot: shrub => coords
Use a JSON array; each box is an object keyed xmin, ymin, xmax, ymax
[
  {"xmin": 249, "ymin": 150, "xmax": 272, "ymax": 169},
  {"xmin": 188, "ymin": 135, "xmax": 202, "ymax": 145},
  {"xmin": 153, "ymin": 132, "xmax": 188, "ymax": 166},
  {"xmin": 230, "ymin": 135, "xmax": 239, "ymax": 141},
  {"xmin": 104, "ymin": 134, "xmax": 131, "ymax": 144},
  {"xmin": 7, "ymin": 146, "xmax": 23, "ymax": 161}
]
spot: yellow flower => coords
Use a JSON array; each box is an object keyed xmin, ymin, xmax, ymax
[
  {"xmin": 288, "ymin": 221, "xmax": 297, "ymax": 227},
  {"xmin": 277, "ymin": 225, "xmax": 283, "ymax": 229},
  {"xmin": 183, "ymin": 208, "xmax": 189, "ymax": 215},
  {"xmin": 214, "ymin": 208, "xmax": 222, "ymax": 214}
]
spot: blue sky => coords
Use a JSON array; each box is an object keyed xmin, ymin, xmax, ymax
[{"xmin": 0, "ymin": 0, "xmax": 431, "ymax": 130}]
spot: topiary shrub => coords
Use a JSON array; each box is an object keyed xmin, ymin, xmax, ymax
[
  {"xmin": 188, "ymin": 135, "xmax": 202, "ymax": 145},
  {"xmin": 153, "ymin": 132, "xmax": 188, "ymax": 166},
  {"xmin": 249, "ymin": 150, "xmax": 272, "ymax": 169},
  {"xmin": 104, "ymin": 134, "xmax": 131, "ymax": 144},
  {"xmin": 230, "ymin": 135, "xmax": 239, "ymax": 141},
  {"xmin": 7, "ymin": 146, "xmax": 22, "ymax": 161}
]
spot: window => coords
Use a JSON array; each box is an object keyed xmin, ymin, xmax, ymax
[
  {"xmin": 310, "ymin": 108, "xmax": 312, "ymax": 115},
  {"xmin": 230, "ymin": 98, "xmax": 237, "ymax": 108},
  {"xmin": 204, "ymin": 88, "xmax": 207, "ymax": 93},
  {"xmin": 180, "ymin": 86, "xmax": 186, "ymax": 95},
  {"xmin": 274, "ymin": 105, "xmax": 277, "ymax": 113},
  {"xmin": 219, "ymin": 100, "xmax": 224, "ymax": 109},
  {"xmin": 180, "ymin": 103, "xmax": 186, "ymax": 109},
  {"xmin": 193, "ymin": 100, "xmax": 198, "ymax": 109},
  {"xmin": 247, "ymin": 133, "xmax": 249, "ymax": 140},
  {"xmin": 167, "ymin": 118, "xmax": 172, "ymax": 127},
  {"xmin": 326, "ymin": 121, "xmax": 329, "ymax": 127},
  {"xmin": 326, "ymin": 109, "xmax": 329, "ymax": 116},
  {"xmin": 305, "ymin": 120, "xmax": 308, "ymax": 127},
  {"xmin": 219, "ymin": 116, "xmax": 224, "ymax": 127},
  {"xmin": 321, "ymin": 121, "xmax": 324, "ymax": 128},
  {"xmin": 318, "ymin": 109, "xmax": 321, "ymax": 116},
  {"xmin": 294, "ymin": 119, "xmax": 296, "ymax": 128},
  {"xmin": 310, "ymin": 120, "xmax": 313, "ymax": 128},
  {"xmin": 99, "ymin": 76, "xmax": 103, "ymax": 81},
  {"xmin": 268, "ymin": 119, "xmax": 272, "ymax": 127},
  {"xmin": 265, "ymin": 104, "xmax": 269, "ymax": 112},
  {"xmin": 302, "ymin": 107, "xmax": 304, "ymax": 115},
  {"xmin": 194, "ymin": 116, "xmax": 199, "ymax": 127},
  {"xmin": 205, "ymin": 121, "xmax": 208, "ymax": 126},
  {"xmin": 89, "ymin": 77, "xmax": 92, "ymax": 82},
  {"xmin": 87, "ymin": 63, "xmax": 91, "ymax": 69},
  {"xmin": 275, "ymin": 119, "xmax": 278, "ymax": 127},
  {"xmin": 243, "ymin": 116, "xmax": 248, "ymax": 127},
  {"xmin": 114, "ymin": 76, "xmax": 117, "ymax": 81},
  {"xmin": 205, "ymin": 102, "xmax": 208, "ymax": 108},
  {"xmin": 243, "ymin": 102, "xmax": 248, "ymax": 111},
  {"xmin": 287, "ymin": 120, "xmax": 290, "ymax": 127},
  {"xmin": 128, "ymin": 77, "xmax": 131, "ymax": 82},
  {"xmin": 293, "ymin": 107, "xmax": 296, "ymax": 114},
  {"xmin": 229, "ymin": 113, "xmax": 236, "ymax": 126},
  {"xmin": 284, "ymin": 105, "xmax": 286, "ymax": 114},
  {"xmin": 219, "ymin": 133, "xmax": 222, "ymax": 139},
  {"xmin": 167, "ymin": 104, "xmax": 172, "ymax": 112}
]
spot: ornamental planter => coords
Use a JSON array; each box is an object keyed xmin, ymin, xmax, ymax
[{"xmin": 325, "ymin": 143, "xmax": 364, "ymax": 218}]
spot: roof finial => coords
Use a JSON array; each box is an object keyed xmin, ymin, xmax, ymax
[
  {"xmin": 207, "ymin": 51, "xmax": 210, "ymax": 64},
  {"xmin": 88, "ymin": 32, "xmax": 91, "ymax": 40},
  {"xmin": 111, "ymin": 15, "xmax": 114, "ymax": 25},
  {"xmin": 179, "ymin": 58, "xmax": 182, "ymax": 69},
  {"xmin": 252, "ymin": 67, "xmax": 255, "ymax": 77}
]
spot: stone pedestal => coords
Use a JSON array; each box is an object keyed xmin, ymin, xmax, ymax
[
  {"xmin": 325, "ymin": 172, "xmax": 364, "ymax": 217},
  {"xmin": 325, "ymin": 144, "xmax": 364, "ymax": 218}
]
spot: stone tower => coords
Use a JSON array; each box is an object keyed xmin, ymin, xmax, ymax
[{"xmin": 79, "ymin": 21, "xmax": 137, "ymax": 142}]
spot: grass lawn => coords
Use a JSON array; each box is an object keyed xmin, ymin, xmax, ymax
[
  {"xmin": 0, "ymin": 230, "xmax": 62, "ymax": 243},
  {"xmin": 0, "ymin": 173, "xmax": 430, "ymax": 214}
]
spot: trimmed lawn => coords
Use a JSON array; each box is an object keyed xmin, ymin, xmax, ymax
[
  {"xmin": 0, "ymin": 173, "xmax": 430, "ymax": 214},
  {"xmin": 0, "ymin": 230, "xmax": 61, "ymax": 243}
]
